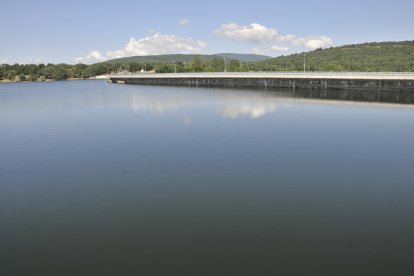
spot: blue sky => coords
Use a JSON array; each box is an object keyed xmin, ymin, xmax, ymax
[{"xmin": 1, "ymin": 0, "xmax": 413, "ymax": 64}]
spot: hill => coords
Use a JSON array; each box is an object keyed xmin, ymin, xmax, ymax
[
  {"xmin": 214, "ymin": 53, "xmax": 271, "ymax": 62},
  {"xmin": 259, "ymin": 41, "xmax": 414, "ymax": 72},
  {"xmin": 106, "ymin": 53, "xmax": 272, "ymax": 64}
]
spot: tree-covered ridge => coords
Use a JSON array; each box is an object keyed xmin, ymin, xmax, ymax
[
  {"xmin": 106, "ymin": 53, "xmax": 272, "ymax": 64},
  {"xmin": 260, "ymin": 41, "xmax": 414, "ymax": 72},
  {"xmin": 1, "ymin": 41, "xmax": 413, "ymax": 82}
]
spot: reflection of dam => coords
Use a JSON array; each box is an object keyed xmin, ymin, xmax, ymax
[
  {"xmin": 1, "ymin": 82, "xmax": 413, "ymax": 122},
  {"xmin": 272, "ymin": 89, "xmax": 414, "ymax": 105},
  {"xmin": 128, "ymin": 88, "xmax": 414, "ymax": 119},
  {"xmin": 109, "ymin": 72, "xmax": 414, "ymax": 91},
  {"xmin": 125, "ymin": 86, "xmax": 414, "ymax": 107}
]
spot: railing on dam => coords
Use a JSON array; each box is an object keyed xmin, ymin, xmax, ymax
[
  {"xmin": 108, "ymin": 71, "xmax": 414, "ymax": 91},
  {"xmin": 109, "ymin": 71, "xmax": 414, "ymax": 80}
]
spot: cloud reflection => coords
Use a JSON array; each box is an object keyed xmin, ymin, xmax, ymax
[
  {"xmin": 2, "ymin": 84, "xmax": 281, "ymax": 119},
  {"xmin": 2, "ymin": 82, "xmax": 410, "ymax": 122},
  {"xmin": 182, "ymin": 116, "xmax": 193, "ymax": 125},
  {"xmin": 217, "ymin": 98, "xmax": 279, "ymax": 119},
  {"xmin": 128, "ymin": 89, "xmax": 280, "ymax": 119}
]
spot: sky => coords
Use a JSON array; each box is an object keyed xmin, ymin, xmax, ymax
[{"xmin": 1, "ymin": 0, "xmax": 413, "ymax": 64}]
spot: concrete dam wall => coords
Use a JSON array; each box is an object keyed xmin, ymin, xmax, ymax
[{"xmin": 108, "ymin": 73, "xmax": 414, "ymax": 91}]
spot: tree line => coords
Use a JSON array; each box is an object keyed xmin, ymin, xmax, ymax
[
  {"xmin": 0, "ymin": 57, "xmax": 255, "ymax": 82},
  {"xmin": 1, "ymin": 41, "xmax": 414, "ymax": 82}
]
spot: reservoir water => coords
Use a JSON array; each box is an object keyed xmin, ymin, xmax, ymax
[{"xmin": 1, "ymin": 80, "xmax": 414, "ymax": 275}]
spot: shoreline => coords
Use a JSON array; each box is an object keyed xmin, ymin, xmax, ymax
[{"xmin": 0, "ymin": 78, "xmax": 106, "ymax": 84}]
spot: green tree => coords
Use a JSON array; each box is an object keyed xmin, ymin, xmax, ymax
[
  {"xmin": 191, "ymin": 55, "xmax": 205, "ymax": 72},
  {"xmin": 7, "ymin": 71, "xmax": 16, "ymax": 81},
  {"xmin": 239, "ymin": 62, "xmax": 249, "ymax": 72},
  {"xmin": 156, "ymin": 63, "xmax": 174, "ymax": 73},
  {"xmin": 73, "ymin": 64, "xmax": 88, "ymax": 78},
  {"xmin": 128, "ymin": 62, "xmax": 142, "ymax": 72},
  {"xmin": 175, "ymin": 62, "xmax": 185, "ymax": 73},
  {"xmin": 52, "ymin": 66, "xmax": 68, "ymax": 80},
  {"xmin": 29, "ymin": 74, "xmax": 38, "ymax": 81},
  {"xmin": 210, "ymin": 58, "xmax": 225, "ymax": 72},
  {"xmin": 19, "ymin": 74, "xmax": 26, "ymax": 82},
  {"xmin": 229, "ymin": 60, "xmax": 240, "ymax": 72},
  {"xmin": 40, "ymin": 65, "xmax": 54, "ymax": 79}
]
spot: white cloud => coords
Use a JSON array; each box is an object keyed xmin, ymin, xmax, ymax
[
  {"xmin": 292, "ymin": 36, "xmax": 333, "ymax": 49},
  {"xmin": 75, "ymin": 50, "xmax": 105, "ymax": 63},
  {"xmin": 214, "ymin": 23, "xmax": 278, "ymax": 44},
  {"xmin": 270, "ymin": 45, "xmax": 289, "ymax": 52},
  {"xmin": 277, "ymin": 34, "xmax": 296, "ymax": 43},
  {"xmin": 252, "ymin": 45, "xmax": 288, "ymax": 55},
  {"xmin": 252, "ymin": 48, "xmax": 265, "ymax": 55},
  {"xmin": 105, "ymin": 50, "xmax": 125, "ymax": 59},
  {"xmin": 74, "ymin": 33, "xmax": 207, "ymax": 63},
  {"xmin": 215, "ymin": 22, "xmax": 333, "ymax": 53},
  {"xmin": 106, "ymin": 33, "xmax": 206, "ymax": 58},
  {"xmin": 179, "ymin": 18, "xmax": 190, "ymax": 26}
]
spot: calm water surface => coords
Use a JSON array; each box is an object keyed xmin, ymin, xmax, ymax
[{"xmin": 1, "ymin": 80, "xmax": 414, "ymax": 276}]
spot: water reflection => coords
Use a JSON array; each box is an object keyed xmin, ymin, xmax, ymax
[
  {"xmin": 216, "ymin": 94, "xmax": 281, "ymax": 119},
  {"xmin": 1, "ymin": 81, "xmax": 413, "ymax": 121},
  {"xmin": 128, "ymin": 89, "xmax": 282, "ymax": 119},
  {"xmin": 1, "ymin": 80, "xmax": 414, "ymax": 276}
]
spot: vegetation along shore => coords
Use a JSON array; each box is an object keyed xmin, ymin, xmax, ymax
[{"xmin": 1, "ymin": 41, "xmax": 413, "ymax": 83}]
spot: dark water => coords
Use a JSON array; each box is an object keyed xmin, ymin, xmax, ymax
[{"xmin": 1, "ymin": 80, "xmax": 414, "ymax": 276}]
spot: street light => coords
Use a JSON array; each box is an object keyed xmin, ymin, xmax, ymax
[
  {"xmin": 173, "ymin": 61, "xmax": 177, "ymax": 73},
  {"xmin": 303, "ymin": 53, "xmax": 306, "ymax": 73},
  {"xmin": 224, "ymin": 58, "xmax": 227, "ymax": 73}
]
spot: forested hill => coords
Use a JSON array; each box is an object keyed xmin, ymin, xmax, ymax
[
  {"xmin": 106, "ymin": 53, "xmax": 271, "ymax": 64},
  {"xmin": 213, "ymin": 53, "xmax": 271, "ymax": 62},
  {"xmin": 259, "ymin": 41, "xmax": 414, "ymax": 72}
]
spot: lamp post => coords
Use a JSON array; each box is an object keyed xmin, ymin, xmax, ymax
[
  {"xmin": 173, "ymin": 61, "xmax": 177, "ymax": 73},
  {"xmin": 224, "ymin": 58, "xmax": 227, "ymax": 73},
  {"xmin": 303, "ymin": 53, "xmax": 306, "ymax": 73}
]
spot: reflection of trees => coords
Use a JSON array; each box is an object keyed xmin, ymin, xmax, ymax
[{"xmin": 2, "ymin": 83, "xmax": 411, "ymax": 119}]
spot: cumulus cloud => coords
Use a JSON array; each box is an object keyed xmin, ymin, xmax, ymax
[
  {"xmin": 214, "ymin": 23, "xmax": 278, "ymax": 44},
  {"xmin": 292, "ymin": 36, "xmax": 333, "ymax": 49},
  {"xmin": 215, "ymin": 22, "xmax": 333, "ymax": 53},
  {"xmin": 270, "ymin": 45, "xmax": 289, "ymax": 52},
  {"xmin": 75, "ymin": 50, "xmax": 105, "ymax": 63},
  {"xmin": 277, "ymin": 34, "xmax": 296, "ymax": 43},
  {"xmin": 106, "ymin": 33, "xmax": 206, "ymax": 58},
  {"xmin": 252, "ymin": 45, "xmax": 288, "ymax": 55},
  {"xmin": 179, "ymin": 18, "xmax": 190, "ymax": 26},
  {"xmin": 74, "ymin": 33, "xmax": 207, "ymax": 63}
]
